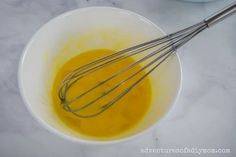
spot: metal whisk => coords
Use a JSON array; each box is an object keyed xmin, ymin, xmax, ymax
[{"xmin": 59, "ymin": 2, "xmax": 236, "ymax": 118}]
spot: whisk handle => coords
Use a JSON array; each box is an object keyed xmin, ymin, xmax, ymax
[{"xmin": 204, "ymin": 1, "xmax": 236, "ymax": 27}]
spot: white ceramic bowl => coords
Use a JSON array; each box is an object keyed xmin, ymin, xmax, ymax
[{"xmin": 18, "ymin": 7, "xmax": 182, "ymax": 144}]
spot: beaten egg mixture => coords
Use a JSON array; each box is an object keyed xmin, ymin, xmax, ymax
[{"xmin": 51, "ymin": 29, "xmax": 152, "ymax": 139}]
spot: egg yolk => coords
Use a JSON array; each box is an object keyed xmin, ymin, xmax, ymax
[{"xmin": 51, "ymin": 49, "xmax": 152, "ymax": 139}]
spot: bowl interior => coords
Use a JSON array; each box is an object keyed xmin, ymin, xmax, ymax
[{"xmin": 19, "ymin": 7, "xmax": 181, "ymax": 143}]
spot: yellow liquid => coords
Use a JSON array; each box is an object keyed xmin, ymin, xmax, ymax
[{"xmin": 51, "ymin": 49, "xmax": 152, "ymax": 139}]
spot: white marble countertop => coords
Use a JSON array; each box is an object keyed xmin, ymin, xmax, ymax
[{"xmin": 0, "ymin": 0, "xmax": 235, "ymax": 157}]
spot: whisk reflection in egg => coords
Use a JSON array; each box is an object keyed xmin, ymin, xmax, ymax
[{"xmin": 58, "ymin": 2, "xmax": 236, "ymax": 118}]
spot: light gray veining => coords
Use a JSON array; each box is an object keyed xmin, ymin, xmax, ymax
[{"xmin": 0, "ymin": 0, "xmax": 235, "ymax": 157}]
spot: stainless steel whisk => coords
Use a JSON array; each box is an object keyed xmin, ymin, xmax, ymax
[{"xmin": 59, "ymin": 2, "xmax": 236, "ymax": 118}]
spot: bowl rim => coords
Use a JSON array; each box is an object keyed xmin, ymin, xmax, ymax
[{"xmin": 18, "ymin": 6, "xmax": 182, "ymax": 145}]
